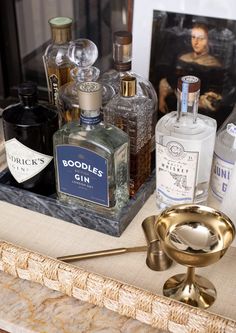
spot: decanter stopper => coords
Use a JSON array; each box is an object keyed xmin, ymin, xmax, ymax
[{"xmin": 67, "ymin": 39, "xmax": 100, "ymax": 82}]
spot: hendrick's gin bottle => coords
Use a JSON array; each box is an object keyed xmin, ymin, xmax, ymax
[{"xmin": 2, "ymin": 82, "xmax": 59, "ymax": 195}]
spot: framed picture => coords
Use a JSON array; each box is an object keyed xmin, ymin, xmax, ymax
[{"xmin": 132, "ymin": 0, "xmax": 236, "ymax": 127}]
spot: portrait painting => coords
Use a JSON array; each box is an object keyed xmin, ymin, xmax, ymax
[{"xmin": 149, "ymin": 11, "xmax": 236, "ymax": 127}]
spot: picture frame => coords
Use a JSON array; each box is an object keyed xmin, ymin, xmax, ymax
[{"xmin": 132, "ymin": 0, "xmax": 236, "ymax": 127}]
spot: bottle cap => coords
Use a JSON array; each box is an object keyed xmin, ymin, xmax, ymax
[
  {"xmin": 121, "ymin": 76, "xmax": 136, "ymax": 97},
  {"xmin": 49, "ymin": 17, "xmax": 72, "ymax": 28},
  {"xmin": 113, "ymin": 31, "xmax": 132, "ymax": 71},
  {"xmin": 18, "ymin": 82, "xmax": 37, "ymax": 96},
  {"xmin": 78, "ymin": 82, "xmax": 102, "ymax": 110},
  {"xmin": 178, "ymin": 76, "xmax": 201, "ymax": 92},
  {"xmin": 113, "ymin": 31, "xmax": 132, "ymax": 45},
  {"xmin": 49, "ymin": 17, "xmax": 72, "ymax": 43}
]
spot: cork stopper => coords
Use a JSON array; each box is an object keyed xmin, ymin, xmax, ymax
[
  {"xmin": 178, "ymin": 76, "xmax": 201, "ymax": 93},
  {"xmin": 49, "ymin": 17, "xmax": 72, "ymax": 44},
  {"xmin": 113, "ymin": 31, "xmax": 132, "ymax": 45},
  {"xmin": 121, "ymin": 76, "xmax": 136, "ymax": 97},
  {"xmin": 78, "ymin": 82, "xmax": 102, "ymax": 110}
]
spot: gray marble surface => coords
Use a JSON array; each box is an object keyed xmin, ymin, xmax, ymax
[
  {"xmin": 0, "ymin": 270, "xmax": 166, "ymax": 333},
  {"xmin": 0, "ymin": 169, "xmax": 155, "ymax": 237}
]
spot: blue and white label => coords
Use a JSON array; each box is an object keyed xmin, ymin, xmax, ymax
[
  {"xmin": 181, "ymin": 82, "xmax": 189, "ymax": 113},
  {"xmin": 210, "ymin": 152, "xmax": 234, "ymax": 202},
  {"xmin": 56, "ymin": 145, "xmax": 109, "ymax": 206}
]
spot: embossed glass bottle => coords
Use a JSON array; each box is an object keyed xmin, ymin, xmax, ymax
[
  {"xmin": 209, "ymin": 108, "xmax": 236, "ymax": 208},
  {"xmin": 2, "ymin": 82, "xmax": 59, "ymax": 195},
  {"xmin": 43, "ymin": 17, "xmax": 73, "ymax": 105},
  {"xmin": 53, "ymin": 82, "xmax": 129, "ymax": 215},
  {"xmin": 104, "ymin": 76, "xmax": 152, "ymax": 196},
  {"xmin": 156, "ymin": 76, "xmax": 217, "ymax": 209},
  {"xmin": 57, "ymin": 39, "xmax": 100, "ymax": 126},
  {"xmin": 100, "ymin": 31, "xmax": 157, "ymax": 168}
]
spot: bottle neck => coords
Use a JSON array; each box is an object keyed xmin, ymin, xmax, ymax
[
  {"xmin": 19, "ymin": 94, "xmax": 38, "ymax": 108},
  {"xmin": 114, "ymin": 61, "xmax": 131, "ymax": 72},
  {"xmin": 80, "ymin": 109, "xmax": 101, "ymax": 126},
  {"xmin": 51, "ymin": 27, "xmax": 72, "ymax": 44},
  {"xmin": 177, "ymin": 85, "xmax": 200, "ymax": 123}
]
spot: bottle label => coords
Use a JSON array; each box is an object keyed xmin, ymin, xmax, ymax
[
  {"xmin": 42, "ymin": 55, "xmax": 59, "ymax": 105},
  {"xmin": 210, "ymin": 152, "xmax": 234, "ymax": 201},
  {"xmin": 49, "ymin": 74, "xmax": 59, "ymax": 105},
  {"xmin": 156, "ymin": 141, "xmax": 198, "ymax": 204},
  {"xmin": 5, "ymin": 138, "xmax": 53, "ymax": 183},
  {"xmin": 56, "ymin": 145, "xmax": 109, "ymax": 206}
]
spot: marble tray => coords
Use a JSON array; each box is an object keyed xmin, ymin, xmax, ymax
[{"xmin": 0, "ymin": 168, "xmax": 155, "ymax": 237}]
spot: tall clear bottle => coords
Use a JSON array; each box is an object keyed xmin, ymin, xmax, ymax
[
  {"xmin": 53, "ymin": 82, "xmax": 129, "ymax": 215},
  {"xmin": 57, "ymin": 39, "xmax": 100, "ymax": 126},
  {"xmin": 209, "ymin": 106, "xmax": 236, "ymax": 209},
  {"xmin": 104, "ymin": 76, "xmax": 152, "ymax": 196},
  {"xmin": 155, "ymin": 76, "xmax": 217, "ymax": 209},
  {"xmin": 100, "ymin": 30, "xmax": 157, "ymax": 168},
  {"xmin": 43, "ymin": 17, "xmax": 73, "ymax": 105}
]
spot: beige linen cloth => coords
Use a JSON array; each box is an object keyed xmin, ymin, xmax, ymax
[{"xmin": 0, "ymin": 193, "xmax": 235, "ymax": 321}]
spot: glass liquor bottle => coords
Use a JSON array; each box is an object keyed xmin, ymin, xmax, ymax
[
  {"xmin": 2, "ymin": 82, "xmax": 59, "ymax": 195},
  {"xmin": 155, "ymin": 75, "xmax": 217, "ymax": 209},
  {"xmin": 103, "ymin": 76, "xmax": 152, "ymax": 196},
  {"xmin": 43, "ymin": 17, "xmax": 73, "ymax": 105},
  {"xmin": 100, "ymin": 31, "xmax": 157, "ymax": 168},
  {"xmin": 209, "ymin": 106, "xmax": 236, "ymax": 208},
  {"xmin": 57, "ymin": 39, "xmax": 100, "ymax": 126},
  {"xmin": 53, "ymin": 81, "xmax": 129, "ymax": 215}
]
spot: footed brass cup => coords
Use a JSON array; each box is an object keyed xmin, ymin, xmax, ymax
[{"xmin": 155, "ymin": 204, "xmax": 235, "ymax": 309}]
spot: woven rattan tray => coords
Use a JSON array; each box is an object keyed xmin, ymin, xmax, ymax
[{"xmin": 0, "ymin": 240, "xmax": 235, "ymax": 333}]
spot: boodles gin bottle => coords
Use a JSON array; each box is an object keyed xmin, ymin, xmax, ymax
[
  {"xmin": 53, "ymin": 82, "xmax": 129, "ymax": 215},
  {"xmin": 155, "ymin": 76, "xmax": 216, "ymax": 209}
]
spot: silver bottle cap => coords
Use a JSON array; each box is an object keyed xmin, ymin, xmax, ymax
[{"xmin": 78, "ymin": 82, "xmax": 102, "ymax": 110}]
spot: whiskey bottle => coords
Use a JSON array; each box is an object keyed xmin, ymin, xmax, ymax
[
  {"xmin": 156, "ymin": 76, "xmax": 216, "ymax": 209},
  {"xmin": 2, "ymin": 82, "xmax": 59, "ymax": 195},
  {"xmin": 57, "ymin": 39, "xmax": 100, "ymax": 126},
  {"xmin": 43, "ymin": 17, "xmax": 73, "ymax": 105},
  {"xmin": 209, "ymin": 107, "xmax": 236, "ymax": 208},
  {"xmin": 100, "ymin": 31, "xmax": 157, "ymax": 168},
  {"xmin": 103, "ymin": 76, "xmax": 152, "ymax": 196},
  {"xmin": 53, "ymin": 81, "xmax": 129, "ymax": 215}
]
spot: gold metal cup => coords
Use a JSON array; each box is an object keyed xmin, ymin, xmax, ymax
[
  {"xmin": 155, "ymin": 204, "xmax": 235, "ymax": 309},
  {"xmin": 142, "ymin": 215, "xmax": 172, "ymax": 271}
]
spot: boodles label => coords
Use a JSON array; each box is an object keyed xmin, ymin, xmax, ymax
[
  {"xmin": 5, "ymin": 138, "xmax": 53, "ymax": 183},
  {"xmin": 56, "ymin": 145, "xmax": 109, "ymax": 206}
]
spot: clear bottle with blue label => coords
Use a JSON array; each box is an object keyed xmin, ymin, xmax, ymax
[
  {"xmin": 155, "ymin": 76, "xmax": 216, "ymax": 209},
  {"xmin": 209, "ymin": 106, "xmax": 236, "ymax": 208},
  {"xmin": 53, "ymin": 81, "xmax": 130, "ymax": 215}
]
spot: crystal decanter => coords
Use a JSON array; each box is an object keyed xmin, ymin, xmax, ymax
[{"xmin": 57, "ymin": 39, "xmax": 100, "ymax": 126}]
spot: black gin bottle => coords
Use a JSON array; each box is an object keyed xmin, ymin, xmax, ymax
[{"xmin": 2, "ymin": 82, "xmax": 59, "ymax": 195}]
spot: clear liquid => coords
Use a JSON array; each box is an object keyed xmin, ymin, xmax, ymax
[
  {"xmin": 156, "ymin": 111, "xmax": 216, "ymax": 209},
  {"xmin": 53, "ymin": 120, "xmax": 129, "ymax": 216}
]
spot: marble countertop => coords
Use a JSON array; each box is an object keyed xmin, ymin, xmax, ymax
[{"xmin": 0, "ymin": 270, "xmax": 166, "ymax": 333}]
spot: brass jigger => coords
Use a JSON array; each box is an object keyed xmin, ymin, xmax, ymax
[
  {"xmin": 58, "ymin": 215, "xmax": 172, "ymax": 271},
  {"xmin": 142, "ymin": 215, "xmax": 172, "ymax": 271},
  {"xmin": 155, "ymin": 204, "xmax": 235, "ymax": 309}
]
